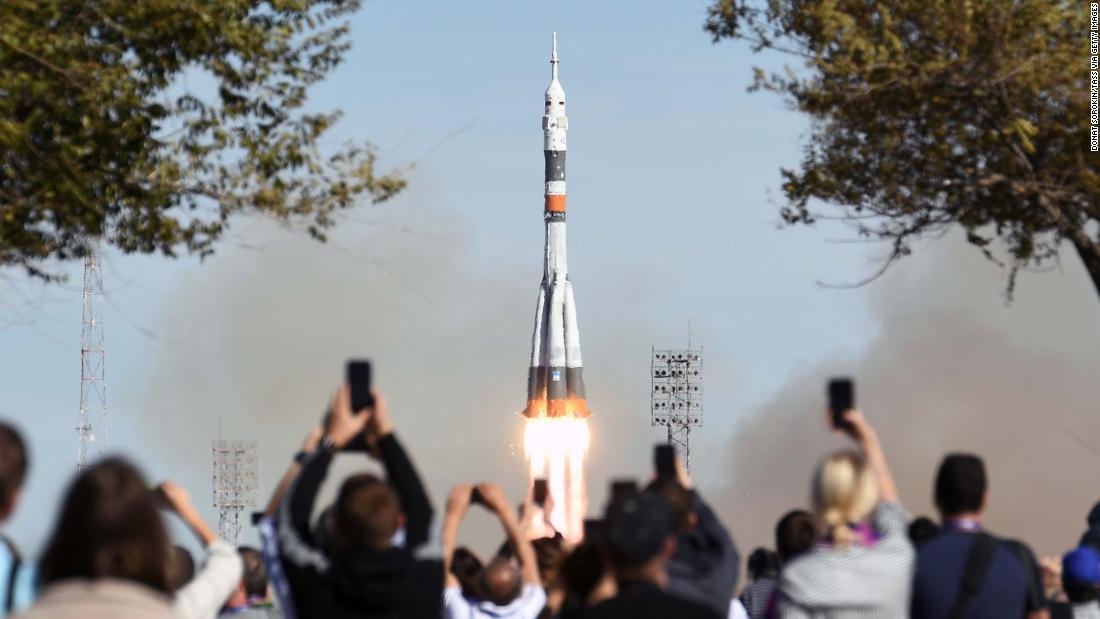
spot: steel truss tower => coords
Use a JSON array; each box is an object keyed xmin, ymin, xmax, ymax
[
  {"xmin": 212, "ymin": 440, "xmax": 258, "ymax": 545},
  {"xmin": 78, "ymin": 245, "xmax": 107, "ymax": 471},
  {"xmin": 650, "ymin": 347, "xmax": 704, "ymax": 470}
]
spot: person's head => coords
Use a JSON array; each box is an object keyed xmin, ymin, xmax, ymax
[
  {"xmin": 934, "ymin": 453, "xmax": 987, "ymax": 519},
  {"xmin": 644, "ymin": 477, "xmax": 695, "ymax": 534},
  {"xmin": 477, "ymin": 556, "xmax": 522, "ymax": 607},
  {"xmin": 603, "ymin": 491, "xmax": 676, "ymax": 585},
  {"xmin": 450, "ymin": 547, "xmax": 483, "ymax": 598},
  {"xmin": 812, "ymin": 450, "xmax": 878, "ymax": 546},
  {"xmin": 775, "ymin": 509, "xmax": 817, "ymax": 562},
  {"xmin": 166, "ymin": 545, "xmax": 195, "ymax": 592},
  {"xmin": 532, "ymin": 535, "xmax": 566, "ymax": 588},
  {"xmin": 746, "ymin": 547, "xmax": 780, "ymax": 581},
  {"xmin": 559, "ymin": 541, "xmax": 608, "ymax": 606},
  {"xmin": 39, "ymin": 457, "xmax": 171, "ymax": 592},
  {"xmin": 1062, "ymin": 546, "xmax": 1100, "ymax": 603},
  {"xmin": 0, "ymin": 423, "xmax": 28, "ymax": 522},
  {"xmin": 240, "ymin": 547, "xmax": 267, "ymax": 597},
  {"xmin": 332, "ymin": 473, "xmax": 405, "ymax": 551},
  {"xmin": 908, "ymin": 516, "xmax": 941, "ymax": 547}
]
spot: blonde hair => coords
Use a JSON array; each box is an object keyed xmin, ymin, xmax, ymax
[{"xmin": 812, "ymin": 450, "xmax": 879, "ymax": 547}]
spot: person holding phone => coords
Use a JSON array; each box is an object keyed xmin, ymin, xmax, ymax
[
  {"xmin": 776, "ymin": 407, "xmax": 914, "ymax": 618},
  {"xmin": 644, "ymin": 447, "xmax": 741, "ymax": 617},
  {"xmin": 441, "ymin": 483, "xmax": 545, "ymax": 619},
  {"xmin": 276, "ymin": 380, "xmax": 443, "ymax": 619}
]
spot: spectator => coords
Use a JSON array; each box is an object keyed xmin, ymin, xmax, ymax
[
  {"xmin": 774, "ymin": 510, "xmax": 816, "ymax": 564},
  {"xmin": 582, "ymin": 491, "xmax": 720, "ymax": 619},
  {"xmin": 738, "ymin": 548, "xmax": 778, "ymax": 619},
  {"xmin": 168, "ymin": 546, "xmax": 197, "ymax": 592},
  {"xmin": 908, "ymin": 516, "xmax": 941, "ymax": 548},
  {"xmin": 911, "ymin": 453, "xmax": 1046, "ymax": 619},
  {"xmin": 19, "ymin": 457, "xmax": 176, "ymax": 619},
  {"xmin": 159, "ymin": 482, "xmax": 244, "ymax": 619},
  {"xmin": 218, "ymin": 547, "xmax": 279, "ymax": 618},
  {"xmin": 450, "ymin": 547, "xmax": 484, "ymax": 599},
  {"xmin": 557, "ymin": 539, "xmax": 613, "ymax": 619},
  {"xmin": 777, "ymin": 409, "xmax": 914, "ymax": 618},
  {"xmin": 0, "ymin": 424, "xmax": 31, "ymax": 616},
  {"xmin": 1050, "ymin": 547, "xmax": 1100, "ymax": 619},
  {"xmin": 442, "ymin": 483, "xmax": 545, "ymax": 619},
  {"xmin": 277, "ymin": 385, "xmax": 442, "ymax": 618},
  {"xmin": 645, "ymin": 458, "xmax": 740, "ymax": 616}
]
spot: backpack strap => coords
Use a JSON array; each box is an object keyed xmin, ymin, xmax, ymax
[
  {"xmin": 949, "ymin": 532, "xmax": 997, "ymax": 619},
  {"xmin": 0, "ymin": 535, "xmax": 21, "ymax": 614},
  {"xmin": 1001, "ymin": 539, "xmax": 1045, "ymax": 614}
]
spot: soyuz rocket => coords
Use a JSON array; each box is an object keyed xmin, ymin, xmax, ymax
[{"xmin": 523, "ymin": 34, "xmax": 589, "ymax": 420}]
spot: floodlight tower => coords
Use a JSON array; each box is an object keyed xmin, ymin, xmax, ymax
[
  {"xmin": 78, "ymin": 244, "xmax": 107, "ymax": 471},
  {"xmin": 650, "ymin": 345, "xmax": 704, "ymax": 470},
  {"xmin": 212, "ymin": 439, "xmax": 258, "ymax": 545}
]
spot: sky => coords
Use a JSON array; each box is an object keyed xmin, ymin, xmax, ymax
[{"xmin": 2, "ymin": 1, "xmax": 1099, "ymax": 562}]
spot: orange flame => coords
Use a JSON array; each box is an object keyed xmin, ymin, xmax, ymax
[{"xmin": 523, "ymin": 401, "xmax": 590, "ymax": 543}]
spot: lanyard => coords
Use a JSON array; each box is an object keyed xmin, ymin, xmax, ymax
[{"xmin": 944, "ymin": 518, "xmax": 982, "ymax": 532}]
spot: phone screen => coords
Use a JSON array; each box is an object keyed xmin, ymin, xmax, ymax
[
  {"xmin": 828, "ymin": 378, "xmax": 855, "ymax": 430},
  {"xmin": 533, "ymin": 479, "xmax": 548, "ymax": 506},
  {"xmin": 347, "ymin": 359, "xmax": 374, "ymax": 414},
  {"xmin": 655, "ymin": 444, "xmax": 677, "ymax": 480}
]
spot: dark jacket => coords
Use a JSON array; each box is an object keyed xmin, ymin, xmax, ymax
[
  {"xmin": 582, "ymin": 581, "xmax": 721, "ymax": 619},
  {"xmin": 277, "ymin": 434, "xmax": 442, "ymax": 619},
  {"xmin": 665, "ymin": 491, "xmax": 740, "ymax": 615}
]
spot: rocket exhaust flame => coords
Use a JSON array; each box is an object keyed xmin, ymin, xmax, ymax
[{"xmin": 521, "ymin": 34, "xmax": 590, "ymax": 543}]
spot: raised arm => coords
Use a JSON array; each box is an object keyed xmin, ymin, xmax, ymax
[
  {"xmin": 367, "ymin": 390, "xmax": 434, "ymax": 548},
  {"xmin": 159, "ymin": 482, "xmax": 243, "ymax": 619},
  {"xmin": 479, "ymin": 483, "xmax": 540, "ymax": 586},
  {"xmin": 840, "ymin": 409, "xmax": 898, "ymax": 503},
  {"xmin": 442, "ymin": 484, "xmax": 472, "ymax": 589},
  {"xmin": 264, "ymin": 426, "xmax": 323, "ymax": 516}
]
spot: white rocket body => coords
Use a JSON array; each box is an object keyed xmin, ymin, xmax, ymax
[{"xmin": 524, "ymin": 33, "xmax": 588, "ymax": 420}]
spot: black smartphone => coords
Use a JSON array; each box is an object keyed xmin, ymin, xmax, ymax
[
  {"xmin": 347, "ymin": 359, "xmax": 374, "ymax": 414},
  {"xmin": 149, "ymin": 486, "xmax": 168, "ymax": 509},
  {"xmin": 583, "ymin": 518, "xmax": 605, "ymax": 542},
  {"xmin": 470, "ymin": 486, "xmax": 485, "ymax": 507},
  {"xmin": 610, "ymin": 479, "xmax": 639, "ymax": 501},
  {"xmin": 655, "ymin": 444, "xmax": 677, "ymax": 480},
  {"xmin": 533, "ymin": 479, "xmax": 548, "ymax": 507},
  {"xmin": 828, "ymin": 378, "xmax": 855, "ymax": 431}
]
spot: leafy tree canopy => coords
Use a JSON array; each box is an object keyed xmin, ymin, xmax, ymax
[
  {"xmin": 706, "ymin": 0, "xmax": 1099, "ymax": 298},
  {"xmin": 1, "ymin": 0, "xmax": 404, "ymax": 280}
]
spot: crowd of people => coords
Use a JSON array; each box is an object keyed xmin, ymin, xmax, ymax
[{"xmin": 0, "ymin": 379, "xmax": 1098, "ymax": 618}]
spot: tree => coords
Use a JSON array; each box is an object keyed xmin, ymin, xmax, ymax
[
  {"xmin": 0, "ymin": 0, "xmax": 404, "ymax": 281},
  {"xmin": 705, "ymin": 0, "xmax": 1100, "ymax": 299}
]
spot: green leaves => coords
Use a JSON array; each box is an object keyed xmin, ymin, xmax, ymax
[
  {"xmin": 0, "ymin": 0, "xmax": 401, "ymax": 280},
  {"xmin": 707, "ymin": 0, "xmax": 1100, "ymax": 296}
]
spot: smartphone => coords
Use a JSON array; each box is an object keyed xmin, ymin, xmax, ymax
[
  {"xmin": 610, "ymin": 479, "xmax": 639, "ymax": 502},
  {"xmin": 533, "ymin": 479, "xmax": 548, "ymax": 507},
  {"xmin": 655, "ymin": 444, "xmax": 677, "ymax": 480},
  {"xmin": 828, "ymin": 378, "xmax": 855, "ymax": 431},
  {"xmin": 347, "ymin": 359, "xmax": 374, "ymax": 414},
  {"xmin": 470, "ymin": 486, "xmax": 486, "ymax": 507},
  {"xmin": 149, "ymin": 486, "xmax": 168, "ymax": 509}
]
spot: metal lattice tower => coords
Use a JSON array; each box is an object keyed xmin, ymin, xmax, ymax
[
  {"xmin": 78, "ymin": 245, "xmax": 107, "ymax": 471},
  {"xmin": 212, "ymin": 440, "xmax": 258, "ymax": 545},
  {"xmin": 650, "ymin": 347, "xmax": 704, "ymax": 470}
]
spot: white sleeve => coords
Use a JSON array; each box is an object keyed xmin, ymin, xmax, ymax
[
  {"xmin": 174, "ymin": 539, "xmax": 244, "ymax": 619},
  {"xmin": 519, "ymin": 584, "xmax": 547, "ymax": 619},
  {"xmin": 729, "ymin": 599, "xmax": 750, "ymax": 619},
  {"xmin": 443, "ymin": 586, "xmax": 473, "ymax": 619}
]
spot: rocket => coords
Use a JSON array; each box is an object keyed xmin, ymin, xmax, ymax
[{"xmin": 523, "ymin": 34, "xmax": 589, "ymax": 420}]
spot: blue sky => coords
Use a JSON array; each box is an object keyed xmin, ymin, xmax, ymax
[{"xmin": 4, "ymin": 1, "xmax": 1095, "ymax": 557}]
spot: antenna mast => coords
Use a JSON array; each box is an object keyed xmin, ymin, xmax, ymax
[{"xmin": 78, "ymin": 243, "xmax": 107, "ymax": 471}]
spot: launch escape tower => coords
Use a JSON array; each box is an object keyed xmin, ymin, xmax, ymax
[
  {"xmin": 212, "ymin": 439, "xmax": 258, "ymax": 545},
  {"xmin": 650, "ymin": 346, "xmax": 704, "ymax": 471},
  {"xmin": 78, "ymin": 244, "xmax": 107, "ymax": 471}
]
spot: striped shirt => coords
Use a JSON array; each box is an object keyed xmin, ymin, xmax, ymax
[
  {"xmin": 777, "ymin": 501, "xmax": 914, "ymax": 618},
  {"xmin": 740, "ymin": 578, "xmax": 776, "ymax": 619}
]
